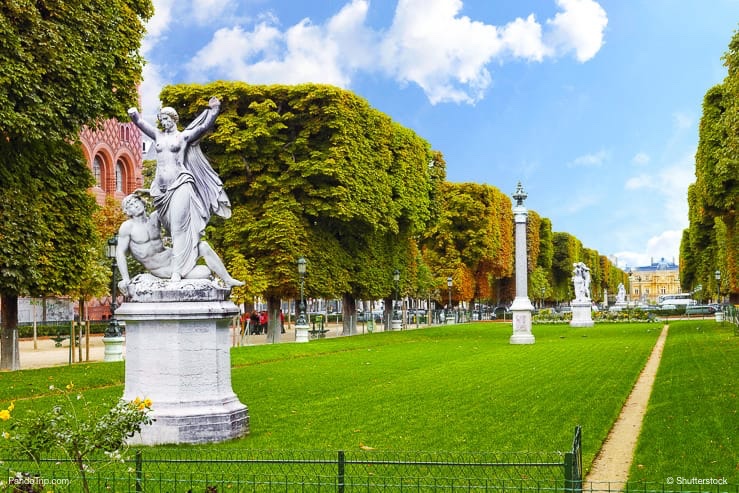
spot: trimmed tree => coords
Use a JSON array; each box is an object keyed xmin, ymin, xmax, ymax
[{"xmin": 0, "ymin": 1, "xmax": 152, "ymax": 369}]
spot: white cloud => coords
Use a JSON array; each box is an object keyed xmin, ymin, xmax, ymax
[
  {"xmin": 140, "ymin": 0, "xmax": 608, "ymax": 111},
  {"xmin": 568, "ymin": 149, "xmax": 609, "ymax": 167},
  {"xmin": 615, "ymin": 229, "xmax": 682, "ymax": 269},
  {"xmin": 379, "ymin": 0, "xmax": 501, "ymax": 104},
  {"xmin": 545, "ymin": 0, "xmax": 608, "ymax": 62},
  {"xmin": 185, "ymin": 1, "xmax": 371, "ymax": 87},
  {"xmin": 191, "ymin": 0, "xmax": 236, "ymax": 25}
]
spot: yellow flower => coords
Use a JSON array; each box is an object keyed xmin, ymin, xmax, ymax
[
  {"xmin": 143, "ymin": 398, "xmax": 153, "ymax": 408},
  {"xmin": 0, "ymin": 409, "xmax": 10, "ymax": 421},
  {"xmin": 7, "ymin": 401, "xmax": 14, "ymax": 412},
  {"xmin": 132, "ymin": 397, "xmax": 142, "ymax": 406},
  {"xmin": 2, "ymin": 432, "xmax": 9, "ymax": 439},
  {"xmin": 65, "ymin": 382, "xmax": 74, "ymax": 391}
]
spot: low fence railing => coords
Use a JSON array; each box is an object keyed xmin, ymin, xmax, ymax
[{"xmin": 2, "ymin": 427, "xmax": 583, "ymax": 492}]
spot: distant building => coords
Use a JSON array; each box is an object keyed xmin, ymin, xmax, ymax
[
  {"xmin": 627, "ymin": 258, "xmax": 680, "ymax": 304},
  {"xmin": 79, "ymin": 118, "xmax": 144, "ymax": 206}
]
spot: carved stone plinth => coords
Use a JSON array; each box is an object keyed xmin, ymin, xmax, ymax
[
  {"xmin": 117, "ymin": 275, "xmax": 248, "ymax": 445},
  {"xmin": 570, "ymin": 301, "xmax": 594, "ymax": 327}
]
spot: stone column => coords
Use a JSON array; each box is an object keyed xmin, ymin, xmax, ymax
[{"xmin": 510, "ymin": 182, "xmax": 535, "ymax": 345}]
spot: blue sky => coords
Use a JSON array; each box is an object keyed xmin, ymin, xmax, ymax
[{"xmin": 137, "ymin": 0, "xmax": 739, "ymax": 270}]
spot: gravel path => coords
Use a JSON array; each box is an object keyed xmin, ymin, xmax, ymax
[{"xmin": 584, "ymin": 324, "xmax": 669, "ymax": 491}]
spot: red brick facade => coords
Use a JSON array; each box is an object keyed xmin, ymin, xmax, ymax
[{"xmin": 79, "ymin": 119, "xmax": 144, "ymax": 206}]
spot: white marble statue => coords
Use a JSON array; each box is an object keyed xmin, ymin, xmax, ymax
[
  {"xmin": 116, "ymin": 194, "xmax": 243, "ymax": 296},
  {"xmin": 572, "ymin": 262, "xmax": 591, "ymax": 301},
  {"xmin": 127, "ymin": 97, "xmax": 239, "ymax": 285},
  {"xmin": 616, "ymin": 282, "xmax": 626, "ymax": 303}
]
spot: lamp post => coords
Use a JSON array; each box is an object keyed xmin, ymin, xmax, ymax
[
  {"xmin": 714, "ymin": 270, "xmax": 721, "ymax": 304},
  {"xmin": 295, "ymin": 257, "xmax": 309, "ymax": 342},
  {"xmin": 391, "ymin": 269, "xmax": 401, "ymax": 329},
  {"xmin": 541, "ymin": 287, "xmax": 545, "ymax": 310},
  {"xmin": 714, "ymin": 270, "xmax": 725, "ymax": 322},
  {"xmin": 446, "ymin": 276, "xmax": 454, "ymax": 324},
  {"xmin": 102, "ymin": 235, "xmax": 124, "ymax": 362},
  {"xmin": 105, "ymin": 236, "xmax": 122, "ymax": 338}
]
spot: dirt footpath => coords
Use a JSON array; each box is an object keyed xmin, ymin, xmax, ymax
[{"xmin": 584, "ymin": 325, "xmax": 669, "ymax": 491}]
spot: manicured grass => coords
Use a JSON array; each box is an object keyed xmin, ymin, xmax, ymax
[
  {"xmin": 629, "ymin": 320, "xmax": 738, "ymax": 483},
  {"xmin": 2, "ymin": 322, "xmax": 661, "ymax": 476}
]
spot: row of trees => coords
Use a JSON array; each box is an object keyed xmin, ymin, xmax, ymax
[
  {"xmin": 681, "ymin": 30, "xmax": 739, "ymax": 304},
  {"xmin": 0, "ymin": 1, "xmax": 153, "ymax": 369},
  {"xmin": 161, "ymin": 81, "xmax": 627, "ymax": 339}
]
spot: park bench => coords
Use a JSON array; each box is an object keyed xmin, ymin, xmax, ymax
[
  {"xmin": 309, "ymin": 328, "xmax": 329, "ymax": 339},
  {"xmin": 50, "ymin": 332, "xmax": 69, "ymax": 347}
]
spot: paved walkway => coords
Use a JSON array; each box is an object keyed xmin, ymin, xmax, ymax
[
  {"xmin": 583, "ymin": 324, "xmax": 669, "ymax": 491},
  {"xmin": 15, "ymin": 324, "xmax": 353, "ymax": 370}
]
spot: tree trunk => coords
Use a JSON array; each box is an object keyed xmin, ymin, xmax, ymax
[
  {"xmin": 342, "ymin": 293, "xmax": 357, "ymax": 335},
  {"xmin": 265, "ymin": 295, "xmax": 282, "ymax": 343},
  {"xmin": 0, "ymin": 293, "xmax": 21, "ymax": 370}
]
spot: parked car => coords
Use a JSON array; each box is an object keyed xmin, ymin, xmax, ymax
[{"xmin": 685, "ymin": 305, "xmax": 716, "ymax": 315}]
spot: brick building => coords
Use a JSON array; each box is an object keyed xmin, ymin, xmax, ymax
[{"xmin": 79, "ymin": 118, "xmax": 144, "ymax": 205}]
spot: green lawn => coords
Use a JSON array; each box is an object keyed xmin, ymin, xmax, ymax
[
  {"xmin": 2, "ymin": 322, "xmax": 662, "ymax": 475},
  {"xmin": 629, "ymin": 320, "xmax": 738, "ymax": 483}
]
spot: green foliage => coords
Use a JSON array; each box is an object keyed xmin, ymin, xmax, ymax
[
  {"xmin": 0, "ymin": 140, "xmax": 99, "ymax": 298},
  {"xmin": 0, "ymin": 0, "xmax": 153, "ymax": 142},
  {"xmin": 684, "ymin": 30, "xmax": 739, "ymax": 301},
  {"xmin": 420, "ymin": 182, "xmax": 514, "ymax": 305},
  {"xmin": 159, "ymin": 81, "xmax": 437, "ymax": 310},
  {"xmin": 0, "ymin": 383, "xmax": 152, "ymax": 492}
]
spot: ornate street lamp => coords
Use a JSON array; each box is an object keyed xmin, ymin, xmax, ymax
[
  {"xmin": 105, "ymin": 236, "xmax": 122, "ymax": 337},
  {"xmin": 715, "ymin": 270, "xmax": 721, "ymax": 303},
  {"xmin": 392, "ymin": 269, "xmax": 401, "ymax": 328},
  {"xmin": 447, "ymin": 276, "xmax": 453, "ymax": 323},
  {"xmin": 297, "ymin": 257, "xmax": 308, "ymax": 326}
]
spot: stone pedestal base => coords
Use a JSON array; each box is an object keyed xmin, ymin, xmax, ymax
[
  {"xmin": 570, "ymin": 301, "xmax": 594, "ymax": 327},
  {"xmin": 510, "ymin": 296, "xmax": 535, "ymax": 344},
  {"xmin": 391, "ymin": 319, "xmax": 402, "ymax": 330},
  {"xmin": 102, "ymin": 336, "xmax": 125, "ymax": 362},
  {"xmin": 117, "ymin": 276, "xmax": 248, "ymax": 445},
  {"xmin": 295, "ymin": 324, "xmax": 310, "ymax": 343}
]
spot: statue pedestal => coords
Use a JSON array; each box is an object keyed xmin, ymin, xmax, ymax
[
  {"xmin": 295, "ymin": 324, "xmax": 310, "ymax": 343},
  {"xmin": 570, "ymin": 301, "xmax": 594, "ymax": 327},
  {"xmin": 510, "ymin": 296, "xmax": 535, "ymax": 344},
  {"xmin": 117, "ymin": 275, "xmax": 248, "ymax": 445}
]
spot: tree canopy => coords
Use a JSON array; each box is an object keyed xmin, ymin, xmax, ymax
[
  {"xmin": 0, "ymin": 0, "xmax": 152, "ymax": 370},
  {"xmin": 159, "ymin": 81, "xmax": 439, "ymax": 336},
  {"xmin": 683, "ymin": 30, "xmax": 739, "ymax": 302}
]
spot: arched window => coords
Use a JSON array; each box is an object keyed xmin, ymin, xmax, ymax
[
  {"xmin": 93, "ymin": 156, "xmax": 103, "ymax": 188},
  {"xmin": 115, "ymin": 161, "xmax": 124, "ymax": 192}
]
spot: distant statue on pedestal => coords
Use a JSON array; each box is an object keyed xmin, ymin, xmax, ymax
[
  {"xmin": 572, "ymin": 262, "xmax": 591, "ymax": 302},
  {"xmin": 570, "ymin": 262, "xmax": 594, "ymax": 327},
  {"xmin": 616, "ymin": 283, "xmax": 626, "ymax": 304}
]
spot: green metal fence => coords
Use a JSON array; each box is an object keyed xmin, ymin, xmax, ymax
[{"xmin": 2, "ymin": 427, "xmax": 582, "ymax": 492}]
